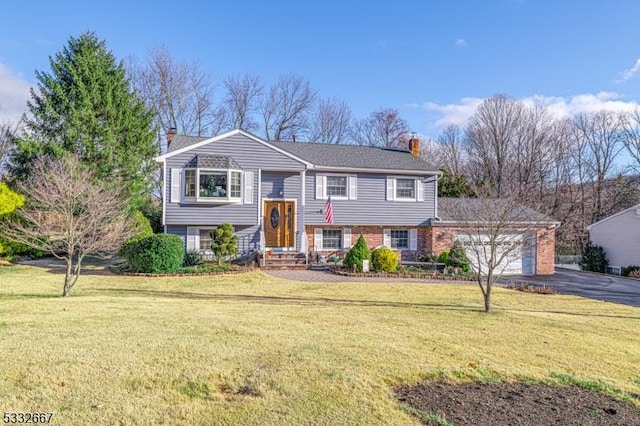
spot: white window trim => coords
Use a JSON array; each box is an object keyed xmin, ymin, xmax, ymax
[
  {"xmin": 182, "ymin": 168, "xmax": 243, "ymax": 203},
  {"xmin": 316, "ymin": 174, "xmax": 357, "ymax": 200},
  {"xmin": 386, "ymin": 176, "xmax": 424, "ymax": 202},
  {"xmin": 313, "ymin": 227, "xmax": 352, "ymax": 250}
]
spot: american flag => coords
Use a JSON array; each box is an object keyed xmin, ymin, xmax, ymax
[{"xmin": 324, "ymin": 196, "xmax": 334, "ymax": 224}]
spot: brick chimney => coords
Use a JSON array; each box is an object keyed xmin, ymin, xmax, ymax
[
  {"xmin": 167, "ymin": 127, "xmax": 177, "ymax": 146},
  {"xmin": 408, "ymin": 133, "xmax": 420, "ymax": 157}
]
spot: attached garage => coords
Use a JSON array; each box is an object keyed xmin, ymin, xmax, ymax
[
  {"xmin": 427, "ymin": 198, "xmax": 560, "ymax": 276},
  {"xmin": 456, "ymin": 232, "xmax": 536, "ymax": 275}
]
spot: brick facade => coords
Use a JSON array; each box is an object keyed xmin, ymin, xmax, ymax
[{"xmin": 307, "ymin": 224, "xmax": 557, "ymax": 275}]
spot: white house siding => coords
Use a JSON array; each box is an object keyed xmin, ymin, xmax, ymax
[
  {"xmin": 589, "ymin": 208, "xmax": 640, "ymax": 268},
  {"xmin": 304, "ymin": 171, "xmax": 435, "ymax": 225}
]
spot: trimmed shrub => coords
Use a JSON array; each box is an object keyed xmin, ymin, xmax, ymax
[
  {"xmin": 447, "ymin": 240, "xmax": 471, "ymax": 273},
  {"xmin": 125, "ymin": 233, "xmax": 185, "ymax": 273},
  {"xmin": 437, "ymin": 251, "xmax": 450, "ymax": 264},
  {"xmin": 210, "ymin": 223, "xmax": 238, "ymax": 265},
  {"xmin": 580, "ymin": 242, "xmax": 608, "ymax": 273},
  {"xmin": 371, "ymin": 246, "xmax": 399, "ymax": 272},
  {"xmin": 343, "ymin": 234, "xmax": 371, "ymax": 272}
]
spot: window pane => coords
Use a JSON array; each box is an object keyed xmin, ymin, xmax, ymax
[
  {"xmin": 390, "ymin": 229, "xmax": 409, "ymax": 249},
  {"xmin": 230, "ymin": 171, "xmax": 241, "ymax": 198},
  {"xmin": 326, "ymin": 176, "xmax": 347, "ymax": 197},
  {"xmin": 396, "ymin": 179, "xmax": 415, "ymax": 198},
  {"xmin": 199, "ymin": 172, "xmax": 227, "ymax": 198},
  {"xmin": 185, "ymin": 170, "xmax": 196, "ymax": 197},
  {"xmin": 322, "ymin": 229, "xmax": 342, "ymax": 249},
  {"xmin": 199, "ymin": 229, "xmax": 212, "ymax": 251}
]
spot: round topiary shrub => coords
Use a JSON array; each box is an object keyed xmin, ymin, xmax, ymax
[
  {"xmin": 371, "ymin": 246, "xmax": 399, "ymax": 272},
  {"xmin": 125, "ymin": 233, "xmax": 185, "ymax": 273},
  {"xmin": 343, "ymin": 234, "xmax": 371, "ymax": 272}
]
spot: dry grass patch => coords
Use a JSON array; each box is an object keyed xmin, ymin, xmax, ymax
[{"xmin": 0, "ymin": 262, "xmax": 639, "ymax": 425}]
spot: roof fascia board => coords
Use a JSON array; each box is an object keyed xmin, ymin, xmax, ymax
[
  {"xmin": 155, "ymin": 129, "xmax": 313, "ymax": 167},
  {"xmin": 313, "ymin": 166, "xmax": 441, "ymax": 175}
]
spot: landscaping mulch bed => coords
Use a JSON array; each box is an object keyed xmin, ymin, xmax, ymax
[
  {"xmin": 394, "ymin": 381, "xmax": 640, "ymax": 425},
  {"xmin": 331, "ymin": 268, "xmax": 474, "ymax": 281}
]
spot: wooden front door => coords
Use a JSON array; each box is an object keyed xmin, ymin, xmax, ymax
[{"xmin": 264, "ymin": 200, "xmax": 295, "ymax": 248}]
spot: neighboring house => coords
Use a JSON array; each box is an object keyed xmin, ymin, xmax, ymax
[
  {"xmin": 586, "ymin": 203, "xmax": 640, "ymax": 271},
  {"xmin": 155, "ymin": 129, "xmax": 557, "ymax": 275}
]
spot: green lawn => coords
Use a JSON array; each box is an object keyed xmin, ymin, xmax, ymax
[{"xmin": 1, "ymin": 262, "xmax": 639, "ymax": 425}]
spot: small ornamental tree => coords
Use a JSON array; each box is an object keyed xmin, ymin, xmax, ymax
[
  {"xmin": 343, "ymin": 234, "xmax": 371, "ymax": 272},
  {"xmin": 210, "ymin": 223, "xmax": 238, "ymax": 265},
  {"xmin": 448, "ymin": 239, "xmax": 471, "ymax": 273},
  {"xmin": 0, "ymin": 156, "xmax": 136, "ymax": 296},
  {"xmin": 580, "ymin": 242, "xmax": 608, "ymax": 273}
]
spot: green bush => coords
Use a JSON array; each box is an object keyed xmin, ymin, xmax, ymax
[
  {"xmin": 0, "ymin": 236, "xmax": 43, "ymax": 259},
  {"xmin": 125, "ymin": 233, "xmax": 185, "ymax": 273},
  {"xmin": 120, "ymin": 210, "xmax": 154, "ymax": 258},
  {"xmin": 343, "ymin": 234, "xmax": 371, "ymax": 272},
  {"xmin": 139, "ymin": 199, "xmax": 163, "ymax": 234},
  {"xmin": 437, "ymin": 251, "xmax": 450, "ymax": 264},
  {"xmin": 183, "ymin": 250, "xmax": 202, "ymax": 267},
  {"xmin": 580, "ymin": 242, "xmax": 608, "ymax": 273},
  {"xmin": 210, "ymin": 223, "xmax": 238, "ymax": 265},
  {"xmin": 371, "ymin": 246, "xmax": 399, "ymax": 272},
  {"xmin": 622, "ymin": 265, "xmax": 640, "ymax": 277},
  {"xmin": 447, "ymin": 240, "xmax": 471, "ymax": 273}
]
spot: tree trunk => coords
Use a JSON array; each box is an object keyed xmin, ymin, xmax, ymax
[
  {"xmin": 63, "ymin": 259, "xmax": 73, "ymax": 297},
  {"xmin": 484, "ymin": 292, "xmax": 491, "ymax": 312}
]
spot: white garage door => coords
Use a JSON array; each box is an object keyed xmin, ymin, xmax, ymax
[{"xmin": 457, "ymin": 232, "xmax": 536, "ymax": 275}]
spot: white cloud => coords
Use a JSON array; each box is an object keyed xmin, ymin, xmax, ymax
[
  {"xmin": 421, "ymin": 92, "xmax": 639, "ymax": 129},
  {"xmin": 0, "ymin": 62, "xmax": 31, "ymax": 123},
  {"xmin": 454, "ymin": 38, "xmax": 467, "ymax": 47},
  {"xmin": 615, "ymin": 58, "xmax": 640, "ymax": 83}
]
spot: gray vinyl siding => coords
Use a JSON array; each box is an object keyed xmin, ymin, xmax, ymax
[
  {"xmin": 167, "ymin": 224, "xmax": 260, "ymax": 255},
  {"xmin": 589, "ymin": 209, "xmax": 640, "ymax": 267},
  {"xmin": 165, "ymin": 133, "xmax": 305, "ymax": 225},
  {"xmin": 306, "ymin": 172, "xmax": 435, "ymax": 225}
]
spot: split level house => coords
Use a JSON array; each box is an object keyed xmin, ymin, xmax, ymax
[{"xmin": 155, "ymin": 129, "xmax": 557, "ymax": 275}]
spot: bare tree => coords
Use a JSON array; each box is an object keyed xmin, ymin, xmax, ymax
[
  {"xmin": 433, "ymin": 124, "xmax": 467, "ymax": 175},
  {"xmin": 621, "ymin": 108, "xmax": 640, "ymax": 171},
  {"xmin": 223, "ymin": 74, "xmax": 263, "ymax": 132},
  {"xmin": 439, "ymin": 191, "xmax": 558, "ymax": 312},
  {"xmin": 129, "ymin": 45, "xmax": 226, "ymax": 147},
  {"xmin": 307, "ymin": 97, "xmax": 352, "ymax": 143},
  {"xmin": 0, "ymin": 156, "xmax": 136, "ymax": 296},
  {"xmin": 571, "ymin": 111, "xmax": 624, "ymax": 222},
  {"xmin": 351, "ymin": 108, "xmax": 410, "ymax": 147},
  {"xmin": 464, "ymin": 94, "xmax": 524, "ymax": 196},
  {"xmin": 259, "ymin": 73, "xmax": 317, "ymax": 141}
]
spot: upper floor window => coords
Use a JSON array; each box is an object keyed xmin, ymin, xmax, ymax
[
  {"xmin": 184, "ymin": 169, "xmax": 242, "ymax": 202},
  {"xmin": 386, "ymin": 176, "xmax": 424, "ymax": 202},
  {"xmin": 326, "ymin": 176, "xmax": 347, "ymax": 197},
  {"xmin": 396, "ymin": 179, "xmax": 415, "ymax": 199},
  {"xmin": 316, "ymin": 174, "xmax": 356, "ymax": 200}
]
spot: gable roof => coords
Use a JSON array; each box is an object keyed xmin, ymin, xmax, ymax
[
  {"xmin": 586, "ymin": 203, "xmax": 640, "ymax": 230},
  {"xmin": 269, "ymin": 141, "xmax": 439, "ymax": 173},
  {"xmin": 185, "ymin": 155, "xmax": 242, "ymax": 169},
  {"xmin": 434, "ymin": 197, "xmax": 559, "ymax": 225},
  {"xmin": 156, "ymin": 129, "xmax": 439, "ymax": 174}
]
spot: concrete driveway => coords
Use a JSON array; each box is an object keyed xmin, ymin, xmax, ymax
[{"xmin": 501, "ymin": 268, "xmax": 640, "ymax": 308}]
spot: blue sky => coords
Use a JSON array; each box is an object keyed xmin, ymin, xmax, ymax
[{"xmin": 1, "ymin": 0, "xmax": 640, "ymax": 138}]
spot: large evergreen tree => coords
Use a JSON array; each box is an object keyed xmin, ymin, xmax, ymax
[{"xmin": 11, "ymin": 31, "xmax": 156, "ymax": 209}]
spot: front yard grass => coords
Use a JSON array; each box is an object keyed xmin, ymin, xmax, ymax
[{"xmin": 1, "ymin": 263, "xmax": 639, "ymax": 425}]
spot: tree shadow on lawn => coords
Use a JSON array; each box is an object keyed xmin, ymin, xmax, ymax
[
  {"xmin": 17, "ymin": 256, "xmax": 118, "ymax": 277},
  {"xmin": 93, "ymin": 288, "xmax": 640, "ymax": 319}
]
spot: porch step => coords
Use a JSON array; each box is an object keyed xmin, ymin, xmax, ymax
[{"xmin": 261, "ymin": 251, "xmax": 308, "ymax": 268}]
